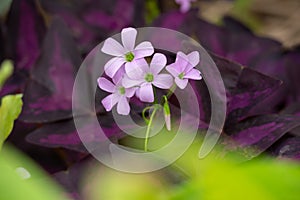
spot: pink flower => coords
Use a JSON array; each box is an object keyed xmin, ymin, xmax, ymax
[
  {"xmin": 175, "ymin": 0, "xmax": 196, "ymax": 13},
  {"xmin": 122, "ymin": 53, "xmax": 173, "ymax": 103},
  {"xmin": 97, "ymin": 70, "xmax": 135, "ymax": 115},
  {"xmin": 166, "ymin": 51, "xmax": 202, "ymax": 89},
  {"xmin": 101, "ymin": 27, "xmax": 154, "ymax": 78}
]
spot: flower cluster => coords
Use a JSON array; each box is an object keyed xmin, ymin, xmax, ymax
[{"xmin": 98, "ymin": 27, "xmax": 202, "ymax": 116}]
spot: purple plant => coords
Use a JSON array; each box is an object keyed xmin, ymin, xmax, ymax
[
  {"xmin": 1, "ymin": 2, "xmax": 300, "ymax": 198},
  {"xmin": 97, "ymin": 27, "xmax": 203, "ymax": 150}
]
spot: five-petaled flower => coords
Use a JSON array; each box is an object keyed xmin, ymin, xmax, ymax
[
  {"xmin": 166, "ymin": 51, "xmax": 202, "ymax": 89},
  {"xmin": 101, "ymin": 27, "xmax": 154, "ymax": 78},
  {"xmin": 122, "ymin": 53, "xmax": 173, "ymax": 103},
  {"xmin": 97, "ymin": 70, "xmax": 136, "ymax": 115},
  {"xmin": 98, "ymin": 27, "xmax": 203, "ymax": 119}
]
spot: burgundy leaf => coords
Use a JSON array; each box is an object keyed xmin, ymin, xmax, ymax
[
  {"xmin": 281, "ymin": 103, "xmax": 300, "ymax": 136},
  {"xmin": 193, "ymin": 17, "xmax": 282, "ymax": 69},
  {"xmin": 26, "ymin": 114, "xmax": 124, "ymax": 153},
  {"xmin": 211, "ymin": 54, "xmax": 282, "ymax": 123},
  {"xmin": 6, "ymin": 0, "xmax": 46, "ymax": 71},
  {"xmin": 0, "ymin": 72, "xmax": 28, "ymax": 97},
  {"xmin": 40, "ymin": 0, "xmax": 145, "ymax": 53},
  {"xmin": 0, "ymin": 0, "xmax": 46, "ymax": 98},
  {"xmin": 224, "ymin": 114, "xmax": 300, "ymax": 159},
  {"xmin": 271, "ymin": 136, "xmax": 300, "ymax": 160},
  {"xmin": 0, "ymin": 25, "xmax": 4, "ymax": 62},
  {"xmin": 284, "ymin": 46, "xmax": 300, "ymax": 104},
  {"xmin": 19, "ymin": 19, "xmax": 82, "ymax": 123}
]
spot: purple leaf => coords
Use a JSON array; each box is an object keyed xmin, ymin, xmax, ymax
[
  {"xmin": 40, "ymin": 0, "xmax": 145, "ymax": 53},
  {"xmin": 270, "ymin": 136, "xmax": 300, "ymax": 160},
  {"xmin": 6, "ymin": 0, "xmax": 46, "ymax": 71},
  {"xmin": 224, "ymin": 114, "xmax": 300, "ymax": 159},
  {"xmin": 0, "ymin": 25, "xmax": 4, "ymax": 62},
  {"xmin": 284, "ymin": 46, "xmax": 300, "ymax": 104},
  {"xmin": 192, "ymin": 17, "xmax": 282, "ymax": 69},
  {"xmin": 226, "ymin": 65, "xmax": 282, "ymax": 123},
  {"xmin": 26, "ymin": 115, "xmax": 124, "ymax": 153},
  {"xmin": 210, "ymin": 54, "xmax": 282, "ymax": 123},
  {"xmin": 281, "ymin": 103, "xmax": 300, "ymax": 136},
  {"xmin": 153, "ymin": 10, "xmax": 190, "ymax": 30},
  {"xmin": 0, "ymin": 72, "xmax": 27, "ymax": 97},
  {"xmin": 19, "ymin": 19, "xmax": 82, "ymax": 123},
  {"xmin": 0, "ymin": 0, "xmax": 46, "ymax": 98}
]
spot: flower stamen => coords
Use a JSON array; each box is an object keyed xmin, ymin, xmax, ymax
[
  {"xmin": 125, "ymin": 52, "xmax": 134, "ymax": 62},
  {"xmin": 145, "ymin": 73, "xmax": 154, "ymax": 82},
  {"xmin": 118, "ymin": 86, "xmax": 126, "ymax": 95},
  {"xmin": 178, "ymin": 72, "xmax": 185, "ymax": 79}
]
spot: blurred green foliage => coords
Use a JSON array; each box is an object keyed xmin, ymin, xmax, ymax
[
  {"xmin": 0, "ymin": 60, "xmax": 22, "ymax": 151},
  {"xmin": 0, "ymin": 60, "xmax": 13, "ymax": 90},
  {"xmin": 0, "ymin": 0, "xmax": 12, "ymax": 18},
  {"xmin": 145, "ymin": 0, "xmax": 160, "ymax": 24},
  {"xmin": 0, "ymin": 94, "xmax": 23, "ymax": 150},
  {"xmin": 231, "ymin": 0, "xmax": 261, "ymax": 30},
  {"xmin": 85, "ymin": 139, "xmax": 300, "ymax": 200},
  {"xmin": 0, "ymin": 145, "xmax": 70, "ymax": 200}
]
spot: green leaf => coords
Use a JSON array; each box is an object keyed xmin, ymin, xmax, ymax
[
  {"xmin": 0, "ymin": 145, "xmax": 70, "ymax": 200},
  {"xmin": 0, "ymin": 94, "xmax": 23, "ymax": 150},
  {"xmin": 0, "ymin": 0, "xmax": 12, "ymax": 18},
  {"xmin": 173, "ymin": 142, "xmax": 300, "ymax": 200},
  {"xmin": 145, "ymin": 0, "xmax": 160, "ymax": 25},
  {"xmin": 0, "ymin": 60, "xmax": 13, "ymax": 90}
]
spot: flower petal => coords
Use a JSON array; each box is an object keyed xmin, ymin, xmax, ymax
[
  {"xmin": 187, "ymin": 51, "xmax": 200, "ymax": 67},
  {"xmin": 101, "ymin": 93, "xmax": 119, "ymax": 111},
  {"xmin": 112, "ymin": 66, "xmax": 126, "ymax": 85},
  {"xmin": 176, "ymin": 52, "xmax": 189, "ymax": 72},
  {"xmin": 125, "ymin": 59, "xmax": 148, "ymax": 79},
  {"xmin": 121, "ymin": 27, "xmax": 137, "ymax": 51},
  {"xmin": 104, "ymin": 57, "xmax": 125, "ymax": 78},
  {"xmin": 166, "ymin": 64, "xmax": 180, "ymax": 77},
  {"xmin": 150, "ymin": 53, "xmax": 167, "ymax": 75},
  {"xmin": 177, "ymin": 51, "xmax": 188, "ymax": 61},
  {"xmin": 153, "ymin": 74, "xmax": 173, "ymax": 89},
  {"xmin": 175, "ymin": 77, "xmax": 188, "ymax": 89},
  {"xmin": 117, "ymin": 96, "xmax": 130, "ymax": 115},
  {"xmin": 139, "ymin": 83, "xmax": 154, "ymax": 102},
  {"xmin": 97, "ymin": 77, "xmax": 116, "ymax": 93},
  {"xmin": 184, "ymin": 68, "xmax": 202, "ymax": 80},
  {"xmin": 101, "ymin": 38, "xmax": 126, "ymax": 56},
  {"xmin": 125, "ymin": 87, "xmax": 136, "ymax": 98},
  {"xmin": 122, "ymin": 75, "xmax": 144, "ymax": 88},
  {"xmin": 134, "ymin": 41, "xmax": 154, "ymax": 59}
]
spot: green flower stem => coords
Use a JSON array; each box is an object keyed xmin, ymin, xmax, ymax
[
  {"xmin": 153, "ymin": 87, "xmax": 157, "ymax": 104},
  {"xmin": 142, "ymin": 106, "xmax": 152, "ymax": 125},
  {"xmin": 166, "ymin": 84, "xmax": 177, "ymax": 99},
  {"xmin": 144, "ymin": 105, "xmax": 159, "ymax": 152}
]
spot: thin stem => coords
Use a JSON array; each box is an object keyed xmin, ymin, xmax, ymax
[
  {"xmin": 166, "ymin": 84, "xmax": 177, "ymax": 99},
  {"xmin": 142, "ymin": 106, "xmax": 152, "ymax": 125},
  {"xmin": 153, "ymin": 87, "xmax": 157, "ymax": 104},
  {"xmin": 144, "ymin": 106, "xmax": 158, "ymax": 152}
]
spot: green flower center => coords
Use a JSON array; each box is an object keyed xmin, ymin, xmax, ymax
[
  {"xmin": 145, "ymin": 73, "xmax": 154, "ymax": 82},
  {"xmin": 178, "ymin": 72, "xmax": 185, "ymax": 79},
  {"xmin": 118, "ymin": 87, "xmax": 126, "ymax": 95},
  {"xmin": 125, "ymin": 52, "xmax": 134, "ymax": 62}
]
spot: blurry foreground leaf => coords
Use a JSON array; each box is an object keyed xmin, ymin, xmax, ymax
[
  {"xmin": 0, "ymin": 60, "xmax": 13, "ymax": 90},
  {"xmin": 0, "ymin": 0, "xmax": 12, "ymax": 18},
  {"xmin": 0, "ymin": 94, "xmax": 23, "ymax": 150},
  {"xmin": 145, "ymin": 0, "xmax": 160, "ymax": 24},
  {"xmin": 0, "ymin": 145, "xmax": 69, "ymax": 200},
  {"xmin": 83, "ymin": 165, "xmax": 169, "ymax": 200},
  {"xmin": 86, "ymin": 138, "xmax": 300, "ymax": 200}
]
